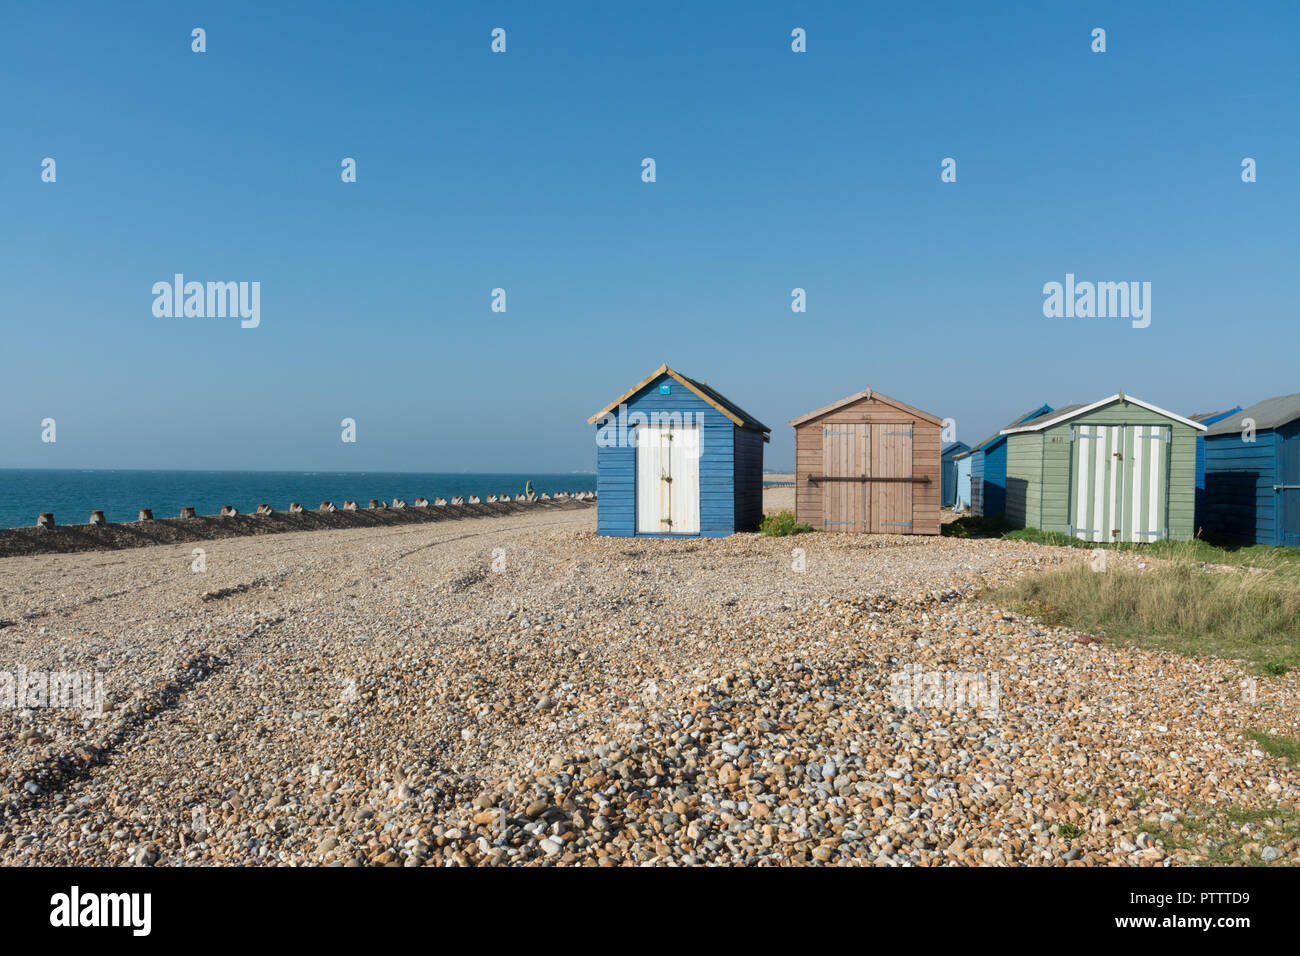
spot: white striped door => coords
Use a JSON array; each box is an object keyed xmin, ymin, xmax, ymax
[
  {"xmin": 1070, "ymin": 424, "xmax": 1168, "ymax": 542},
  {"xmin": 1124, "ymin": 425, "xmax": 1169, "ymax": 542},
  {"xmin": 1070, "ymin": 425, "xmax": 1122, "ymax": 542}
]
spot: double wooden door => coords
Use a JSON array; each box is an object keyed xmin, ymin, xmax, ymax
[{"xmin": 821, "ymin": 423, "xmax": 913, "ymax": 532}]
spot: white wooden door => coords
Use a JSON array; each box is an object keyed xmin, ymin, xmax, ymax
[
  {"xmin": 636, "ymin": 424, "xmax": 700, "ymax": 534},
  {"xmin": 668, "ymin": 424, "xmax": 700, "ymax": 534}
]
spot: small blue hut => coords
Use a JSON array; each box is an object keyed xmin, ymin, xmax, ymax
[
  {"xmin": 941, "ymin": 441, "xmax": 970, "ymax": 508},
  {"xmin": 969, "ymin": 404, "xmax": 1054, "ymax": 517},
  {"xmin": 1203, "ymin": 394, "xmax": 1300, "ymax": 547},
  {"xmin": 954, "ymin": 450, "xmax": 973, "ymax": 510},
  {"xmin": 1188, "ymin": 406, "xmax": 1242, "ymax": 531},
  {"xmin": 588, "ymin": 364, "xmax": 770, "ymax": 537}
]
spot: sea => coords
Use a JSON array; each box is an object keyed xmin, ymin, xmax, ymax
[{"xmin": 0, "ymin": 469, "xmax": 596, "ymax": 530}]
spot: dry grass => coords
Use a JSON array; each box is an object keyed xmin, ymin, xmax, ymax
[{"xmin": 992, "ymin": 553, "xmax": 1300, "ymax": 672}]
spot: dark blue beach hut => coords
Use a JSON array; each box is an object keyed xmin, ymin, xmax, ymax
[
  {"xmin": 941, "ymin": 441, "xmax": 970, "ymax": 508},
  {"xmin": 1203, "ymin": 394, "xmax": 1300, "ymax": 547},
  {"xmin": 588, "ymin": 364, "xmax": 770, "ymax": 537},
  {"xmin": 969, "ymin": 404, "xmax": 1054, "ymax": 517},
  {"xmin": 1189, "ymin": 406, "xmax": 1242, "ymax": 531}
]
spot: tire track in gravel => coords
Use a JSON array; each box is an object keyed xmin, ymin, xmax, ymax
[
  {"xmin": 4, "ymin": 647, "xmax": 241, "ymax": 810},
  {"xmin": 3, "ymin": 515, "xmax": 588, "ymax": 820}
]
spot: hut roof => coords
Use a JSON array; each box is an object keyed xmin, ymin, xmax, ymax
[
  {"xmin": 969, "ymin": 404, "xmax": 1057, "ymax": 453},
  {"xmin": 1000, "ymin": 394, "xmax": 1206, "ymax": 435},
  {"xmin": 586, "ymin": 364, "xmax": 770, "ymax": 433},
  {"xmin": 1205, "ymin": 393, "xmax": 1300, "ymax": 435},
  {"xmin": 788, "ymin": 387, "xmax": 944, "ymax": 428},
  {"xmin": 1190, "ymin": 407, "xmax": 1242, "ymax": 425}
]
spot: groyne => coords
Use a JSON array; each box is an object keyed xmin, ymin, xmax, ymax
[{"xmin": 0, "ymin": 493, "xmax": 596, "ymax": 558}]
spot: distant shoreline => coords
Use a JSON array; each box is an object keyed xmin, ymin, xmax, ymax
[{"xmin": 0, "ymin": 496, "xmax": 596, "ymax": 559}]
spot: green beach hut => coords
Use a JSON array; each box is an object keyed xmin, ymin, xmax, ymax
[{"xmin": 1000, "ymin": 393, "xmax": 1206, "ymax": 542}]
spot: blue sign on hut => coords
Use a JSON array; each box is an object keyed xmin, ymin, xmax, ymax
[
  {"xmin": 1188, "ymin": 406, "xmax": 1242, "ymax": 531},
  {"xmin": 1202, "ymin": 394, "xmax": 1300, "ymax": 547},
  {"xmin": 941, "ymin": 441, "xmax": 970, "ymax": 508},
  {"xmin": 588, "ymin": 364, "xmax": 770, "ymax": 537},
  {"xmin": 968, "ymin": 404, "xmax": 1054, "ymax": 517}
]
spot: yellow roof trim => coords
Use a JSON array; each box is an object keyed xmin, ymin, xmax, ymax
[{"xmin": 587, "ymin": 364, "xmax": 747, "ymax": 428}]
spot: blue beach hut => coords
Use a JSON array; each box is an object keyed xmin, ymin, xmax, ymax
[
  {"xmin": 588, "ymin": 364, "xmax": 770, "ymax": 537},
  {"xmin": 1188, "ymin": 406, "xmax": 1242, "ymax": 531},
  {"xmin": 954, "ymin": 450, "xmax": 972, "ymax": 510},
  {"xmin": 1203, "ymin": 394, "xmax": 1300, "ymax": 547},
  {"xmin": 941, "ymin": 441, "xmax": 971, "ymax": 508}
]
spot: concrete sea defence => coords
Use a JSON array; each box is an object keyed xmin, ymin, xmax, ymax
[{"xmin": 0, "ymin": 493, "xmax": 596, "ymax": 558}]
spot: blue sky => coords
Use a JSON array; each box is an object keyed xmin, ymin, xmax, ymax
[{"xmin": 2, "ymin": 1, "xmax": 1296, "ymax": 472}]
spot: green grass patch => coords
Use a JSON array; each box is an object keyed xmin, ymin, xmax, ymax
[
  {"xmin": 759, "ymin": 510, "xmax": 815, "ymax": 537},
  {"xmin": 1246, "ymin": 729, "xmax": 1300, "ymax": 765},
  {"xmin": 1147, "ymin": 805, "xmax": 1300, "ymax": 866},
  {"xmin": 990, "ymin": 560, "xmax": 1300, "ymax": 670},
  {"xmin": 1003, "ymin": 527, "xmax": 1300, "ymax": 575}
]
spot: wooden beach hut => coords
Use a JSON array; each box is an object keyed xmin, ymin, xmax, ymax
[
  {"xmin": 1000, "ymin": 393, "xmax": 1205, "ymax": 542},
  {"xmin": 1202, "ymin": 394, "xmax": 1300, "ymax": 547},
  {"xmin": 941, "ymin": 441, "xmax": 970, "ymax": 508},
  {"xmin": 967, "ymin": 404, "xmax": 1054, "ymax": 517},
  {"xmin": 790, "ymin": 388, "xmax": 942, "ymax": 534},
  {"xmin": 588, "ymin": 364, "xmax": 769, "ymax": 537}
]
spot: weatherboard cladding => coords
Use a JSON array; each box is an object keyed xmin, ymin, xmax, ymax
[
  {"xmin": 940, "ymin": 442, "xmax": 970, "ymax": 508},
  {"xmin": 968, "ymin": 404, "xmax": 1054, "ymax": 517},
  {"xmin": 955, "ymin": 453, "xmax": 972, "ymax": 510},
  {"xmin": 1202, "ymin": 396, "xmax": 1300, "ymax": 547},
  {"xmin": 791, "ymin": 389, "xmax": 942, "ymax": 535},
  {"xmin": 1189, "ymin": 407, "xmax": 1242, "ymax": 531},
  {"xmin": 1003, "ymin": 397, "xmax": 1199, "ymax": 541},
  {"xmin": 592, "ymin": 369, "xmax": 765, "ymax": 538}
]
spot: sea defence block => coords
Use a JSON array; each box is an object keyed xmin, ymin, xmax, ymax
[
  {"xmin": 435, "ymin": 498, "xmax": 447, "ymax": 506},
  {"xmin": 368, "ymin": 499, "xmax": 383, "ymax": 509},
  {"xmin": 180, "ymin": 507, "xmax": 197, "ymax": 519},
  {"xmin": 289, "ymin": 502, "xmax": 304, "ymax": 513},
  {"xmin": 392, "ymin": 499, "xmax": 407, "ymax": 509},
  {"xmin": 256, "ymin": 504, "xmax": 274, "ymax": 515},
  {"xmin": 343, "ymin": 500, "xmax": 357, "ymax": 511},
  {"xmin": 138, "ymin": 509, "xmax": 154, "ymax": 522},
  {"xmin": 414, "ymin": 497, "xmax": 429, "ymax": 508},
  {"xmin": 451, "ymin": 496, "xmax": 464, "ymax": 505},
  {"xmin": 89, "ymin": 511, "xmax": 106, "ymax": 525},
  {"xmin": 319, "ymin": 501, "xmax": 336, "ymax": 512},
  {"xmin": 221, "ymin": 505, "xmax": 239, "ymax": 517},
  {"xmin": 37, "ymin": 513, "xmax": 54, "ymax": 529}
]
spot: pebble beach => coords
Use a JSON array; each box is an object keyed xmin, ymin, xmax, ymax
[{"xmin": 1, "ymin": 498, "xmax": 1297, "ymax": 866}]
